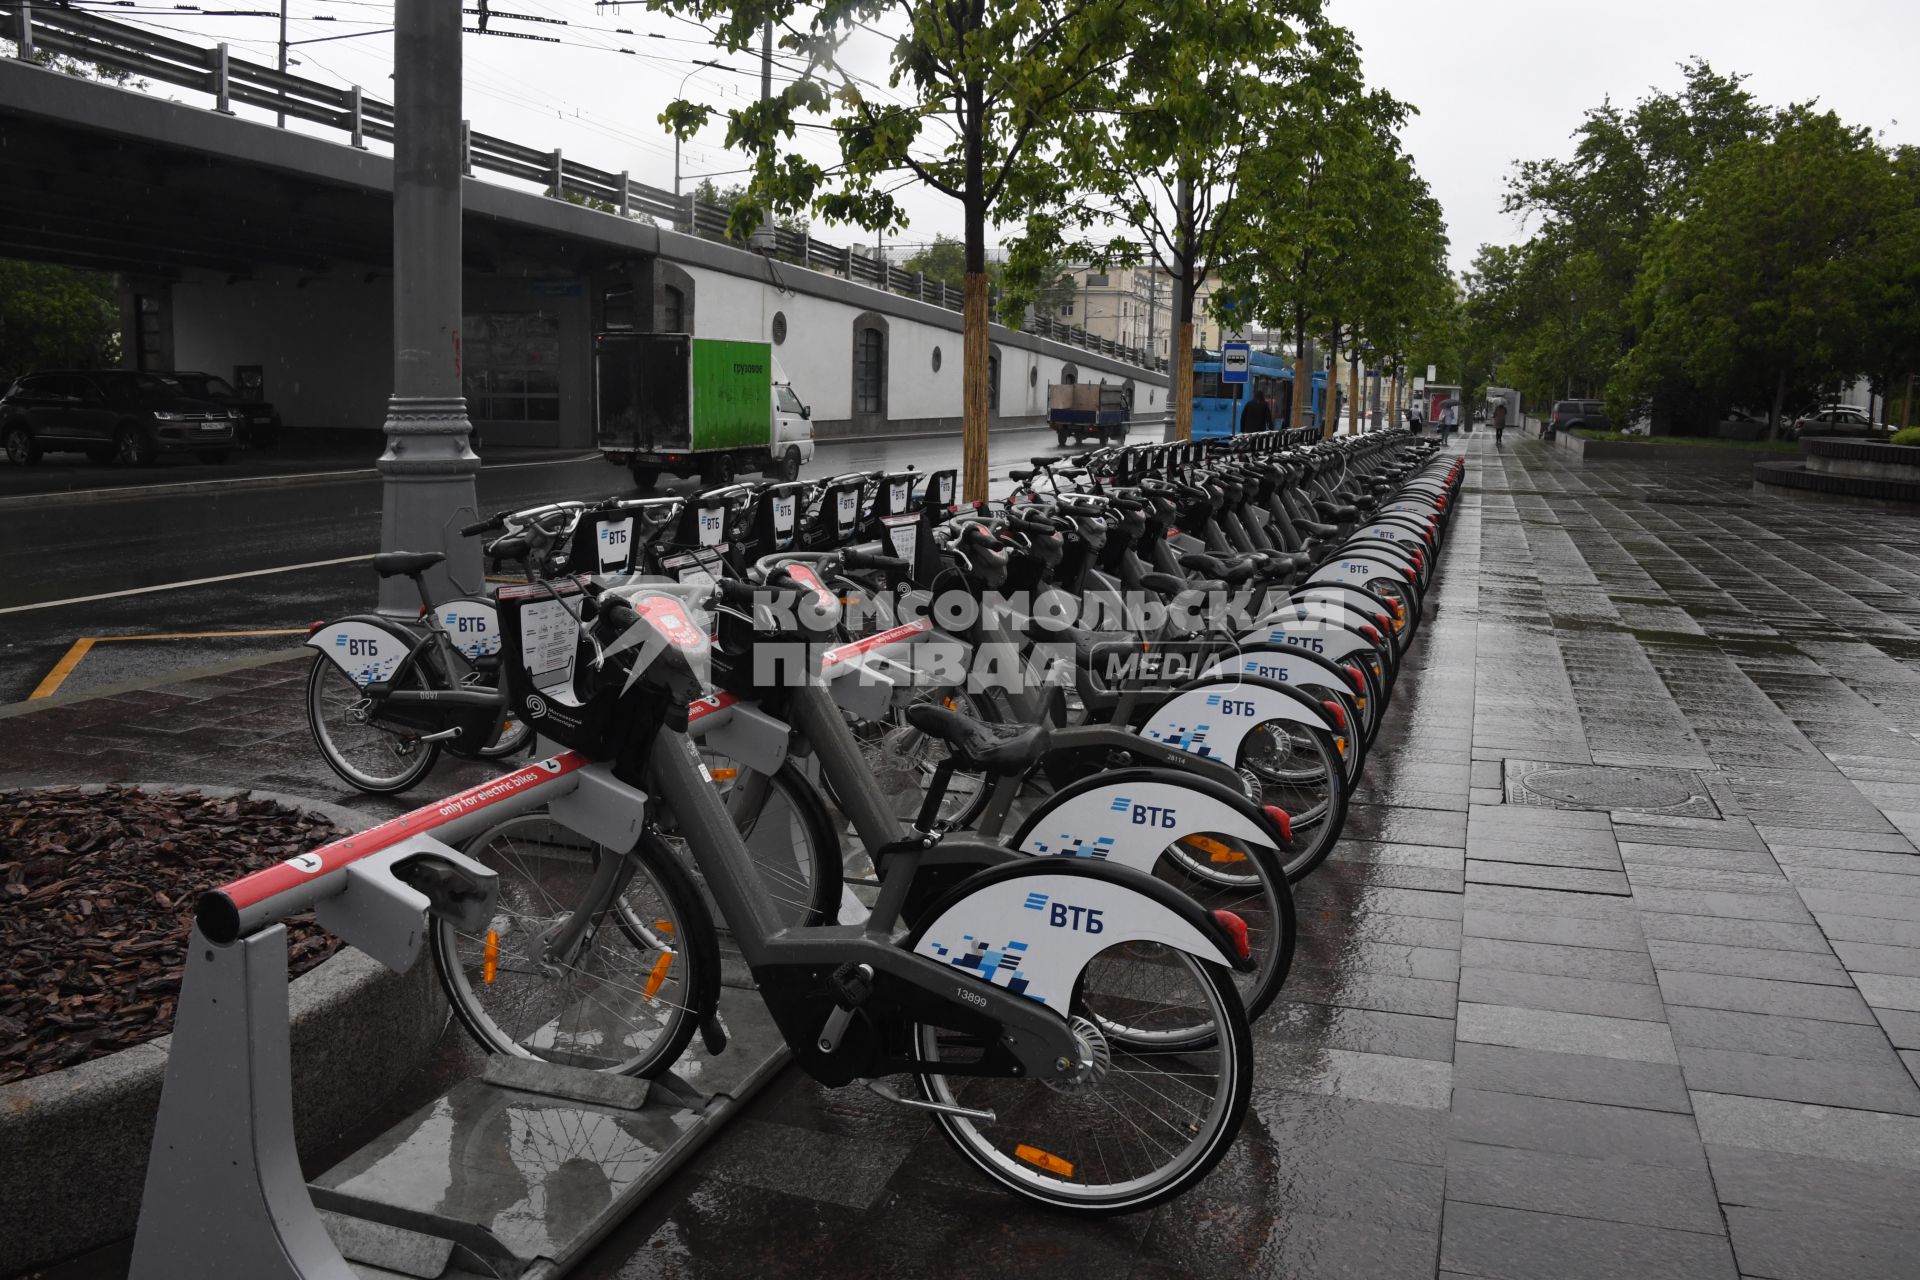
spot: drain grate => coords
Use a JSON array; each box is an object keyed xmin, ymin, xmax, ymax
[{"xmin": 1504, "ymin": 760, "xmax": 1721, "ymax": 818}]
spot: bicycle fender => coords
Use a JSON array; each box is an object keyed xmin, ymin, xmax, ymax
[
  {"xmin": 1200, "ymin": 649, "xmax": 1356, "ymax": 702},
  {"xmin": 1357, "ymin": 519, "xmax": 1434, "ymax": 548},
  {"xmin": 1308, "ymin": 551, "xmax": 1416, "ymax": 592},
  {"xmin": 910, "ymin": 862, "xmax": 1250, "ymax": 1011},
  {"xmin": 1237, "ymin": 613, "xmax": 1380, "ymax": 663},
  {"xmin": 1133, "ymin": 674, "xmax": 1337, "ymax": 762},
  {"xmin": 306, "ymin": 615, "xmax": 418, "ymax": 687},
  {"xmin": 430, "ymin": 596, "xmax": 503, "ymax": 661},
  {"xmin": 1011, "ymin": 767, "xmax": 1287, "ymax": 868}
]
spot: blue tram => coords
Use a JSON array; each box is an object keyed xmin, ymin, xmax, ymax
[{"xmin": 1191, "ymin": 350, "xmax": 1327, "ymax": 439}]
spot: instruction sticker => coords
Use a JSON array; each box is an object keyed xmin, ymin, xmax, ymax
[
  {"xmin": 517, "ymin": 596, "xmax": 577, "ymax": 681},
  {"xmin": 882, "ymin": 513, "xmax": 918, "ymax": 565}
]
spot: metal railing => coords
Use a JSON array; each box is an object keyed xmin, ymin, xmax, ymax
[{"xmin": 7, "ymin": 1, "xmax": 1168, "ymax": 373}]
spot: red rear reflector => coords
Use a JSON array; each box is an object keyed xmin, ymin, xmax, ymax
[
  {"xmin": 1359, "ymin": 623, "xmax": 1381, "ymax": 643},
  {"xmin": 307, "ymin": 620, "xmax": 326, "ymax": 636},
  {"xmin": 1262, "ymin": 805, "xmax": 1294, "ymax": 844},
  {"xmin": 1211, "ymin": 909, "xmax": 1252, "ymax": 961},
  {"xmin": 1322, "ymin": 698, "xmax": 1347, "ymax": 730},
  {"xmin": 1375, "ymin": 613, "xmax": 1391, "ymax": 630},
  {"xmin": 1343, "ymin": 665, "xmax": 1365, "ymax": 691}
]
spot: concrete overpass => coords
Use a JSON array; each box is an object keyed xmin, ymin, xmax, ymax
[{"xmin": 0, "ymin": 40, "xmax": 1166, "ymax": 447}]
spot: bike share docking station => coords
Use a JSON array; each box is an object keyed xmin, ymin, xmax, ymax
[{"xmin": 127, "ymin": 740, "xmax": 795, "ymax": 1280}]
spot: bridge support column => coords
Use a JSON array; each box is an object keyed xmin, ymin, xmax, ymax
[{"xmin": 378, "ymin": 0, "xmax": 482, "ymax": 614}]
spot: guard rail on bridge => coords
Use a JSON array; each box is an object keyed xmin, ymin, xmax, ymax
[{"xmin": 6, "ymin": 0, "xmax": 1167, "ymax": 374}]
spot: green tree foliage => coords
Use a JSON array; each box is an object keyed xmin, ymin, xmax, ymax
[
  {"xmin": 1619, "ymin": 108, "xmax": 1917, "ymax": 435},
  {"xmin": 653, "ymin": 0, "xmax": 1135, "ymax": 500},
  {"xmin": 0, "ymin": 260, "xmax": 119, "ymax": 382}
]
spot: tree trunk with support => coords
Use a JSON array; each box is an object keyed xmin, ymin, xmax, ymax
[
  {"xmin": 960, "ymin": 77, "xmax": 989, "ymax": 505},
  {"xmin": 1348, "ymin": 354, "xmax": 1360, "ymax": 435}
]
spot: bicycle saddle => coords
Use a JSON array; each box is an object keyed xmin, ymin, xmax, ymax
[
  {"xmin": 906, "ymin": 704, "xmax": 1050, "ymax": 775},
  {"xmin": 371, "ymin": 550, "xmax": 446, "ymax": 578},
  {"xmin": 1178, "ymin": 552, "xmax": 1257, "ymax": 585}
]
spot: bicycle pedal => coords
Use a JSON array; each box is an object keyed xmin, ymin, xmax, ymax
[
  {"xmin": 827, "ymin": 962, "xmax": 874, "ymax": 1009},
  {"xmin": 417, "ymin": 726, "xmax": 463, "ymax": 743}
]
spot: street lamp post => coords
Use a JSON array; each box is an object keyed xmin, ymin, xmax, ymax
[
  {"xmin": 672, "ymin": 59, "xmax": 723, "ymax": 230},
  {"xmin": 376, "ymin": 0, "xmax": 482, "ymax": 614}
]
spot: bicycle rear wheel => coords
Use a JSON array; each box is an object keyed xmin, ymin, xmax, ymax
[
  {"xmin": 431, "ymin": 815, "xmax": 717, "ymax": 1077},
  {"xmin": 911, "ymin": 948, "xmax": 1251, "ymax": 1214},
  {"xmin": 305, "ymin": 653, "xmax": 440, "ymax": 795}
]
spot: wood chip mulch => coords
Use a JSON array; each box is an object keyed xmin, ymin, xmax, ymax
[{"xmin": 0, "ymin": 786, "xmax": 346, "ymax": 1085}]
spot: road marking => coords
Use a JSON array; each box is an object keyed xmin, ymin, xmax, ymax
[
  {"xmin": 0, "ymin": 554, "xmax": 374, "ymax": 616},
  {"xmin": 29, "ymin": 638, "xmax": 97, "ymax": 700},
  {"xmin": 7, "ymin": 451, "xmax": 603, "ymax": 506},
  {"xmin": 28, "ymin": 627, "xmax": 310, "ymax": 700}
]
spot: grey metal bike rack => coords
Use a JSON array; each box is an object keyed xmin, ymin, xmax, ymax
[{"xmin": 129, "ymin": 756, "xmax": 790, "ymax": 1280}]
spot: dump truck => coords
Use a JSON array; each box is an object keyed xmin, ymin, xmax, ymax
[
  {"xmin": 1048, "ymin": 382, "xmax": 1130, "ymax": 447},
  {"xmin": 595, "ymin": 332, "xmax": 814, "ymax": 487}
]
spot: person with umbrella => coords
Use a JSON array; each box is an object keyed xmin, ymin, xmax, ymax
[{"xmin": 1439, "ymin": 397, "xmax": 1458, "ymax": 443}]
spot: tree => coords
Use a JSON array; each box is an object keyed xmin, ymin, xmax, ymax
[
  {"xmin": 1621, "ymin": 108, "xmax": 1907, "ymax": 436},
  {"xmin": 0, "ymin": 259, "xmax": 119, "ymax": 382},
  {"xmin": 1001, "ymin": 0, "xmax": 1331, "ymax": 439},
  {"xmin": 658, "ymin": 0, "xmax": 1134, "ymax": 502}
]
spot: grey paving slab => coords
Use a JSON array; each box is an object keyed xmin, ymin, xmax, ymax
[
  {"xmin": 1656, "ymin": 971, "xmax": 1877, "ymax": 1024},
  {"xmin": 1829, "ymin": 940, "xmax": 1920, "ymax": 979},
  {"xmin": 1452, "ymin": 1042, "xmax": 1693, "ymax": 1113},
  {"xmin": 1457, "ymin": 1002, "xmax": 1679, "ymax": 1064},
  {"xmin": 1813, "ymin": 912, "xmax": 1920, "ymax": 949},
  {"xmin": 1280, "ymin": 968, "xmax": 1459, "ymax": 1020},
  {"xmin": 1705, "ymin": 1142, "xmax": 1920, "ymax": 1228},
  {"xmin": 1636, "ymin": 911, "xmax": 1833, "ymax": 953},
  {"xmin": 1882, "ymin": 1009, "xmax": 1920, "ymax": 1051},
  {"xmin": 1333, "ymin": 910, "xmax": 1464, "ymax": 950},
  {"xmin": 1450, "ymin": 1088, "xmax": 1708, "ymax": 1170},
  {"xmin": 1260, "ymin": 1000, "xmax": 1457, "ymax": 1063},
  {"xmin": 1623, "ymin": 863, "xmax": 1791, "ymax": 893},
  {"xmin": 1468, "ymin": 883, "xmax": 1640, "ymax": 920},
  {"xmin": 1466, "ymin": 833, "xmax": 1624, "ymax": 870},
  {"xmin": 1331, "ymin": 839, "xmax": 1469, "ymax": 870},
  {"xmin": 1463, "ymin": 908, "xmax": 1648, "ymax": 952},
  {"xmin": 1467, "ymin": 860, "xmax": 1633, "ymax": 895},
  {"xmin": 1771, "ymin": 844, "xmax": 1920, "ymax": 875},
  {"xmin": 1445, "ymin": 1140, "xmax": 1724, "ymax": 1233},
  {"xmin": 1263, "ymin": 1045, "xmax": 1454, "ymax": 1110},
  {"xmin": 1675, "ymin": 1045, "xmax": 1920, "ymax": 1116},
  {"xmin": 1799, "ymin": 887, "xmax": 1920, "ymax": 922},
  {"xmin": 1461, "ymin": 935, "xmax": 1658, "ymax": 984},
  {"xmin": 1250, "ymin": 1089, "xmax": 1450, "ymax": 1167},
  {"xmin": 1722, "ymin": 1205, "xmax": 1920, "ymax": 1280},
  {"xmin": 1460, "ymin": 968, "xmax": 1667, "ymax": 1021},
  {"xmin": 1852, "ymin": 971, "xmax": 1920, "ymax": 1013},
  {"xmin": 1293, "ymin": 937, "xmax": 1462, "ymax": 982},
  {"xmin": 1783, "ymin": 865, "xmax": 1920, "ymax": 898},
  {"xmin": 1319, "ymin": 857, "xmax": 1466, "ymax": 893},
  {"xmin": 1617, "ymin": 841, "xmax": 1785, "ymax": 874},
  {"xmin": 1903, "ymin": 1049, "xmax": 1920, "ymax": 1087},
  {"xmin": 1631, "ymin": 886, "xmax": 1816, "ymax": 924},
  {"xmin": 1610, "ymin": 814, "xmax": 1767, "ymax": 851},
  {"xmin": 1758, "ymin": 825, "xmax": 1918, "ymax": 853},
  {"xmin": 1667, "ymin": 1005, "xmax": 1906, "ymax": 1065},
  {"xmin": 1692, "ymin": 1090, "xmax": 1920, "ymax": 1171},
  {"xmin": 1439, "ymin": 1201, "xmax": 1736, "ymax": 1280},
  {"xmin": 1645, "ymin": 938, "xmax": 1849, "ymax": 986}
]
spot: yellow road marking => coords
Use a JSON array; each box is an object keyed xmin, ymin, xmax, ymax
[
  {"xmin": 28, "ymin": 628, "xmax": 310, "ymax": 701},
  {"xmin": 29, "ymin": 638, "xmax": 96, "ymax": 700}
]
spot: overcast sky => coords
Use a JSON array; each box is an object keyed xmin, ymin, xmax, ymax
[{"xmin": 79, "ymin": 0, "xmax": 1920, "ymax": 271}]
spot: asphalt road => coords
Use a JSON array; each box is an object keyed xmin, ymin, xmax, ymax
[{"xmin": 0, "ymin": 426, "xmax": 1077, "ymax": 704}]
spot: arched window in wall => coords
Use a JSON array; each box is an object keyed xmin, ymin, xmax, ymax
[
  {"xmin": 1060, "ymin": 363, "xmax": 1078, "ymax": 386},
  {"xmin": 851, "ymin": 311, "xmax": 889, "ymax": 421},
  {"xmin": 662, "ymin": 286, "xmax": 686, "ymax": 333}
]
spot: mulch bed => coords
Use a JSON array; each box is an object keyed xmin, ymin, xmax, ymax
[{"xmin": 0, "ymin": 786, "xmax": 346, "ymax": 1085}]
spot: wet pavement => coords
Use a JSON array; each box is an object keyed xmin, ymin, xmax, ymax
[{"xmin": 8, "ymin": 430, "xmax": 1920, "ymax": 1278}]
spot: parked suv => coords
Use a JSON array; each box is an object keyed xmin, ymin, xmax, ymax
[
  {"xmin": 1785, "ymin": 404, "xmax": 1886, "ymax": 441},
  {"xmin": 1549, "ymin": 399, "xmax": 1610, "ymax": 434},
  {"xmin": 165, "ymin": 371, "xmax": 280, "ymax": 449},
  {"xmin": 0, "ymin": 371, "xmax": 239, "ymax": 466}
]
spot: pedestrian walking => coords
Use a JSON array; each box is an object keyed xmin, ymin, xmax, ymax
[
  {"xmin": 1440, "ymin": 400, "xmax": 1458, "ymax": 443},
  {"xmin": 1493, "ymin": 400, "xmax": 1508, "ymax": 446}
]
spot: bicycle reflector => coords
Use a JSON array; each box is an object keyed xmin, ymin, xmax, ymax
[
  {"xmin": 1263, "ymin": 805, "xmax": 1294, "ymax": 844},
  {"xmin": 1321, "ymin": 699, "xmax": 1347, "ymax": 731},
  {"xmin": 1210, "ymin": 909, "xmax": 1252, "ymax": 962}
]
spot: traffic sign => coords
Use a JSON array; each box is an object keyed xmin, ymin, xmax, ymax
[{"xmin": 1221, "ymin": 341, "xmax": 1251, "ymax": 385}]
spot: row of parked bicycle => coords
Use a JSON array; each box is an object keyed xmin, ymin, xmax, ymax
[{"xmin": 299, "ymin": 427, "xmax": 1462, "ymax": 1213}]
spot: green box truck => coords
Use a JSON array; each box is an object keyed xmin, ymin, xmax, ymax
[{"xmin": 594, "ymin": 332, "xmax": 815, "ymax": 487}]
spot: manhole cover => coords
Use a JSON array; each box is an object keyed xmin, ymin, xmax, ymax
[{"xmin": 1504, "ymin": 760, "xmax": 1721, "ymax": 818}]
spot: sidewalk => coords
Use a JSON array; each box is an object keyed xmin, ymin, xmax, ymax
[{"xmin": 6, "ymin": 434, "xmax": 1920, "ymax": 1277}]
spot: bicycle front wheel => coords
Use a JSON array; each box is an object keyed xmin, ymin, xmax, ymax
[
  {"xmin": 431, "ymin": 816, "xmax": 718, "ymax": 1076},
  {"xmin": 911, "ymin": 948, "xmax": 1251, "ymax": 1214}
]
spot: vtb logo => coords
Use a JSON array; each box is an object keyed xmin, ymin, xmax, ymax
[{"xmin": 1111, "ymin": 796, "xmax": 1176, "ymax": 828}]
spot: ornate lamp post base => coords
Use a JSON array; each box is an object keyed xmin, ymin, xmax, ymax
[{"xmin": 376, "ymin": 394, "xmax": 483, "ymax": 615}]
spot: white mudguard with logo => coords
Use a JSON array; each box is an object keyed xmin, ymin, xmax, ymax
[
  {"xmin": 1134, "ymin": 679, "xmax": 1331, "ymax": 764},
  {"xmin": 1200, "ymin": 651, "xmax": 1347, "ymax": 702},
  {"xmin": 912, "ymin": 870, "xmax": 1234, "ymax": 1010},
  {"xmin": 432, "ymin": 598, "xmax": 503, "ymax": 661},
  {"xmin": 306, "ymin": 619, "xmax": 414, "ymax": 687},
  {"xmin": 1357, "ymin": 519, "xmax": 1432, "ymax": 548},
  {"xmin": 1379, "ymin": 498, "xmax": 1442, "ymax": 521},
  {"xmin": 1014, "ymin": 775, "xmax": 1280, "ymax": 868},
  {"xmin": 1308, "ymin": 550, "xmax": 1412, "ymax": 592},
  {"xmin": 1238, "ymin": 612, "xmax": 1379, "ymax": 664}
]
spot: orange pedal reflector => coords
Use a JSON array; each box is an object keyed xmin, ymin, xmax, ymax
[
  {"xmin": 654, "ymin": 918, "xmax": 676, "ymax": 935},
  {"xmin": 1182, "ymin": 833, "xmax": 1248, "ymax": 863},
  {"xmin": 710, "ymin": 767, "xmax": 738, "ymax": 782},
  {"xmin": 643, "ymin": 951, "xmax": 674, "ymax": 1002},
  {"xmin": 1336, "ymin": 736, "xmax": 1349, "ymax": 757},
  {"xmin": 482, "ymin": 931, "xmax": 498, "ymax": 985},
  {"xmin": 1014, "ymin": 1144, "xmax": 1075, "ymax": 1177}
]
